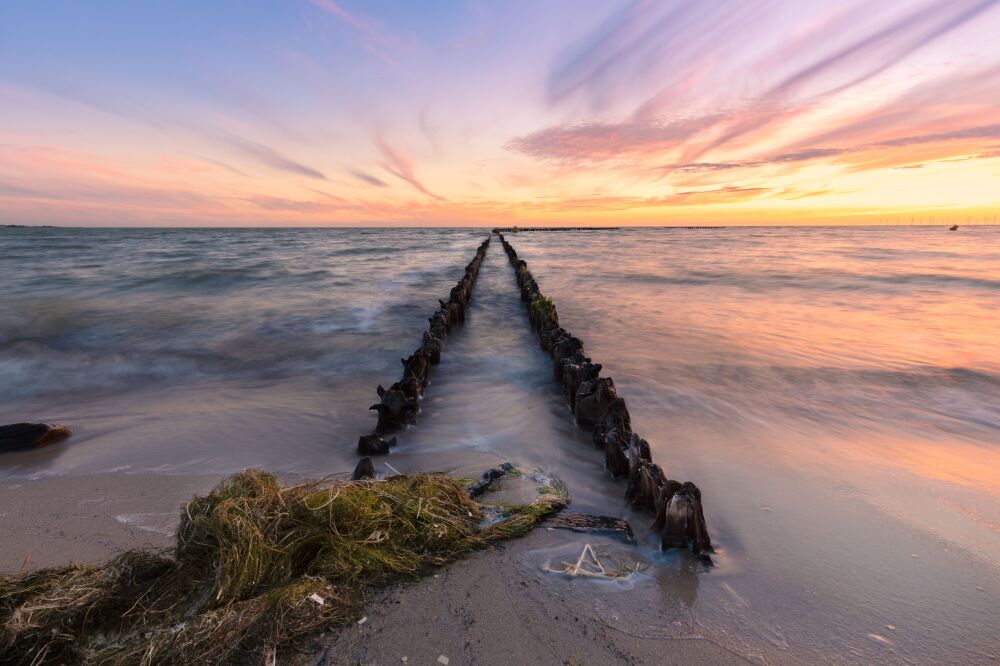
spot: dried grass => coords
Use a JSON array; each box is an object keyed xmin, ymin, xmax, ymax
[{"xmin": 0, "ymin": 469, "xmax": 565, "ymax": 665}]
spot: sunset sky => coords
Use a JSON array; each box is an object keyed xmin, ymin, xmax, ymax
[{"xmin": 2, "ymin": 0, "xmax": 999, "ymax": 226}]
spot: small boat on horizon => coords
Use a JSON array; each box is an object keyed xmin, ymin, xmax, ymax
[{"xmin": 949, "ymin": 224, "xmax": 959, "ymax": 231}]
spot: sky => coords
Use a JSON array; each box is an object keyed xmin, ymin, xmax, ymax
[{"xmin": 1, "ymin": 0, "xmax": 999, "ymax": 227}]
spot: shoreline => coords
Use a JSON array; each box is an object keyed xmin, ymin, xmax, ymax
[{"xmin": 0, "ymin": 472, "xmax": 222, "ymax": 573}]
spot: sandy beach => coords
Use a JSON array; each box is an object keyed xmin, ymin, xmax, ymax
[
  {"xmin": 0, "ymin": 473, "xmax": 220, "ymax": 572},
  {"xmin": 297, "ymin": 530, "xmax": 756, "ymax": 666}
]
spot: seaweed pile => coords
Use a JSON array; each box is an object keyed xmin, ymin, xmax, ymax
[
  {"xmin": 358, "ymin": 237, "xmax": 491, "ymax": 460},
  {"xmin": 0, "ymin": 468, "xmax": 565, "ymax": 665},
  {"xmin": 497, "ymin": 233, "xmax": 713, "ymax": 560}
]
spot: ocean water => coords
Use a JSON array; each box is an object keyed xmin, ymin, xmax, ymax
[{"xmin": 1, "ymin": 226, "xmax": 998, "ymax": 664}]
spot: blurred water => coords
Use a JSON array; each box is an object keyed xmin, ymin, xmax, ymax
[
  {"xmin": 509, "ymin": 226, "xmax": 1000, "ymax": 665},
  {"xmin": 0, "ymin": 228, "xmax": 487, "ymax": 398},
  {"xmin": 1, "ymin": 225, "xmax": 998, "ymax": 664}
]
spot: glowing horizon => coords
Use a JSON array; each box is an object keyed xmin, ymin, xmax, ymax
[{"xmin": 1, "ymin": 0, "xmax": 999, "ymax": 227}]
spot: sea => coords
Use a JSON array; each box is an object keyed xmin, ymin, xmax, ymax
[{"xmin": 1, "ymin": 225, "xmax": 998, "ymax": 664}]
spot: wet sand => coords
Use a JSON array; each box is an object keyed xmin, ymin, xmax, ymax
[
  {"xmin": 297, "ymin": 530, "xmax": 752, "ymax": 666},
  {"xmin": 0, "ymin": 473, "xmax": 220, "ymax": 572}
]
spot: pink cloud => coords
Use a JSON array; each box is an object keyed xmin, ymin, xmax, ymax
[
  {"xmin": 517, "ymin": 0, "xmax": 1000, "ymax": 180},
  {"xmin": 375, "ymin": 133, "xmax": 444, "ymax": 200},
  {"xmin": 308, "ymin": 0, "xmax": 402, "ymax": 69}
]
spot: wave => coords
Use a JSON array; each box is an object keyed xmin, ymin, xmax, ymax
[
  {"xmin": 653, "ymin": 362, "xmax": 1000, "ymax": 437},
  {"xmin": 127, "ymin": 263, "xmax": 283, "ymax": 290}
]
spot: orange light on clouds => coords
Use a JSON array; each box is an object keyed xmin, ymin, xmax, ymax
[{"xmin": 1, "ymin": 1, "xmax": 998, "ymax": 226}]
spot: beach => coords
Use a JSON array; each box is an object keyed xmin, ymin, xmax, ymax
[
  {"xmin": 2, "ymin": 226, "xmax": 999, "ymax": 664},
  {"xmin": 0, "ymin": 473, "xmax": 217, "ymax": 572}
]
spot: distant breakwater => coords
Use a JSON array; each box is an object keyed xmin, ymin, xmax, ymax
[
  {"xmin": 497, "ymin": 232, "xmax": 713, "ymax": 560},
  {"xmin": 491, "ymin": 226, "xmax": 621, "ymax": 233},
  {"xmin": 489, "ymin": 226, "xmax": 726, "ymax": 232}
]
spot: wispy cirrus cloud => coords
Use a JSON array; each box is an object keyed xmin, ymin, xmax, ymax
[
  {"xmin": 546, "ymin": 0, "xmax": 770, "ymax": 112},
  {"xmin": 185, "ymin": 154, "xmax": 249, "ymax": 178},
  {"xmin": 665, "ymin": 124, "xmax": 1000, "ymax": 174},
  {"xmin": 515, "ymin": 0, "xmax": 1000, "ymax": 176},
  {"xmin": 2, "ymin": 79, "xmax": 328, "ymax": 182},
  {"xmin": 701, "ymin": 0, "xmax": 1000, "ymax": 154},
  {"xmin": 210, "ymin": 130, "xmax": 326, "ymax": 180},
  {"xmin": 507, "ymin": 114, "xmax": 723, "ymax": 163},
  {"xmin": 308, "ymin": 0, "xmax": 402, "ymax": 69},
  {"xmin": 242, "ymin": 194, "xmax": 359, "ymax": 213},
  {"xmin": 516, "ymin": 185, "xmax": 774, "ymax": 213},
  {"xmin": 375, "ymin": 133, "xmax": 443, "ymax": 200},
  {"xmin": 790, "ymin": 64, "xmax": 1000, "ymax": 150},
  {"xmin": 349, "ymin": 168, "xmax": 389, "ymax": 187},
  {"xmin": 670, "ymin": 185, "xmax": 772, "ymax": 205},
  {"xmin": 546, "ymin": 0, "xmax": 997, "ymax": 115}
]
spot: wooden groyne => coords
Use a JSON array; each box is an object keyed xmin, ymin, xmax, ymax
[
  {"xmin": 489, "ymin": 226, "xmax": 731, "ymax": 232},
  {"xmin": 496, "ymin": 232, "xmax": 713, "ymax": 560},
  {"xmin": 490, "ymin": 226, "xmax": 621, "ymax": 233},
  {"xmin": 355, "ymin": 237, "xmax": 491, "ymax": 468}
]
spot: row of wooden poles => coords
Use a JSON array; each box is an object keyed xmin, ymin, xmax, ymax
[
  {"xmin": 349, "ymin": 232, "xmax": 712, "ymax": 560},
  {"xmin": 497, "ymin": 232, "xmax": 713, "ymax": 560},
  {"xmin": 353, "ymin": 237, "xmax": 491, "ymax": 475}
]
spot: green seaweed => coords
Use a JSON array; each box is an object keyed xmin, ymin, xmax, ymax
[
  {"xmin": 0, "ymin": 469, "xmax": 565, "ymax": 665},
  {"xmin": 529, "ymin": 296, "xmax": 557, "ymax": 323}
]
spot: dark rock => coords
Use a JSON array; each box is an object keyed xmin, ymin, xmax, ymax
[{"xmin": 0, "ymin": 423, "xmax": 72, "ymax": 453}]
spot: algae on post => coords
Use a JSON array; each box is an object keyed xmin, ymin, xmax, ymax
[{"xmin": 530, "ymin": 296, "xmax": 557, "ymax": 322}]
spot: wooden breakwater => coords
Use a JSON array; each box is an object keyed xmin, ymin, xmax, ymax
[
  {"xmin": 354, "ymin": 237, "xmax": 491, "ymax": 469},
  {"xmin": 496, "ymin": 231, "xmax": 713, "ymax": 560},
  {"xmin": 489, "ymin": 226, "xmax": 731, "ymax": 232},
  {"xmin": 490, "ymin": 226, "xmax": 621, "ymax": 233}
]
